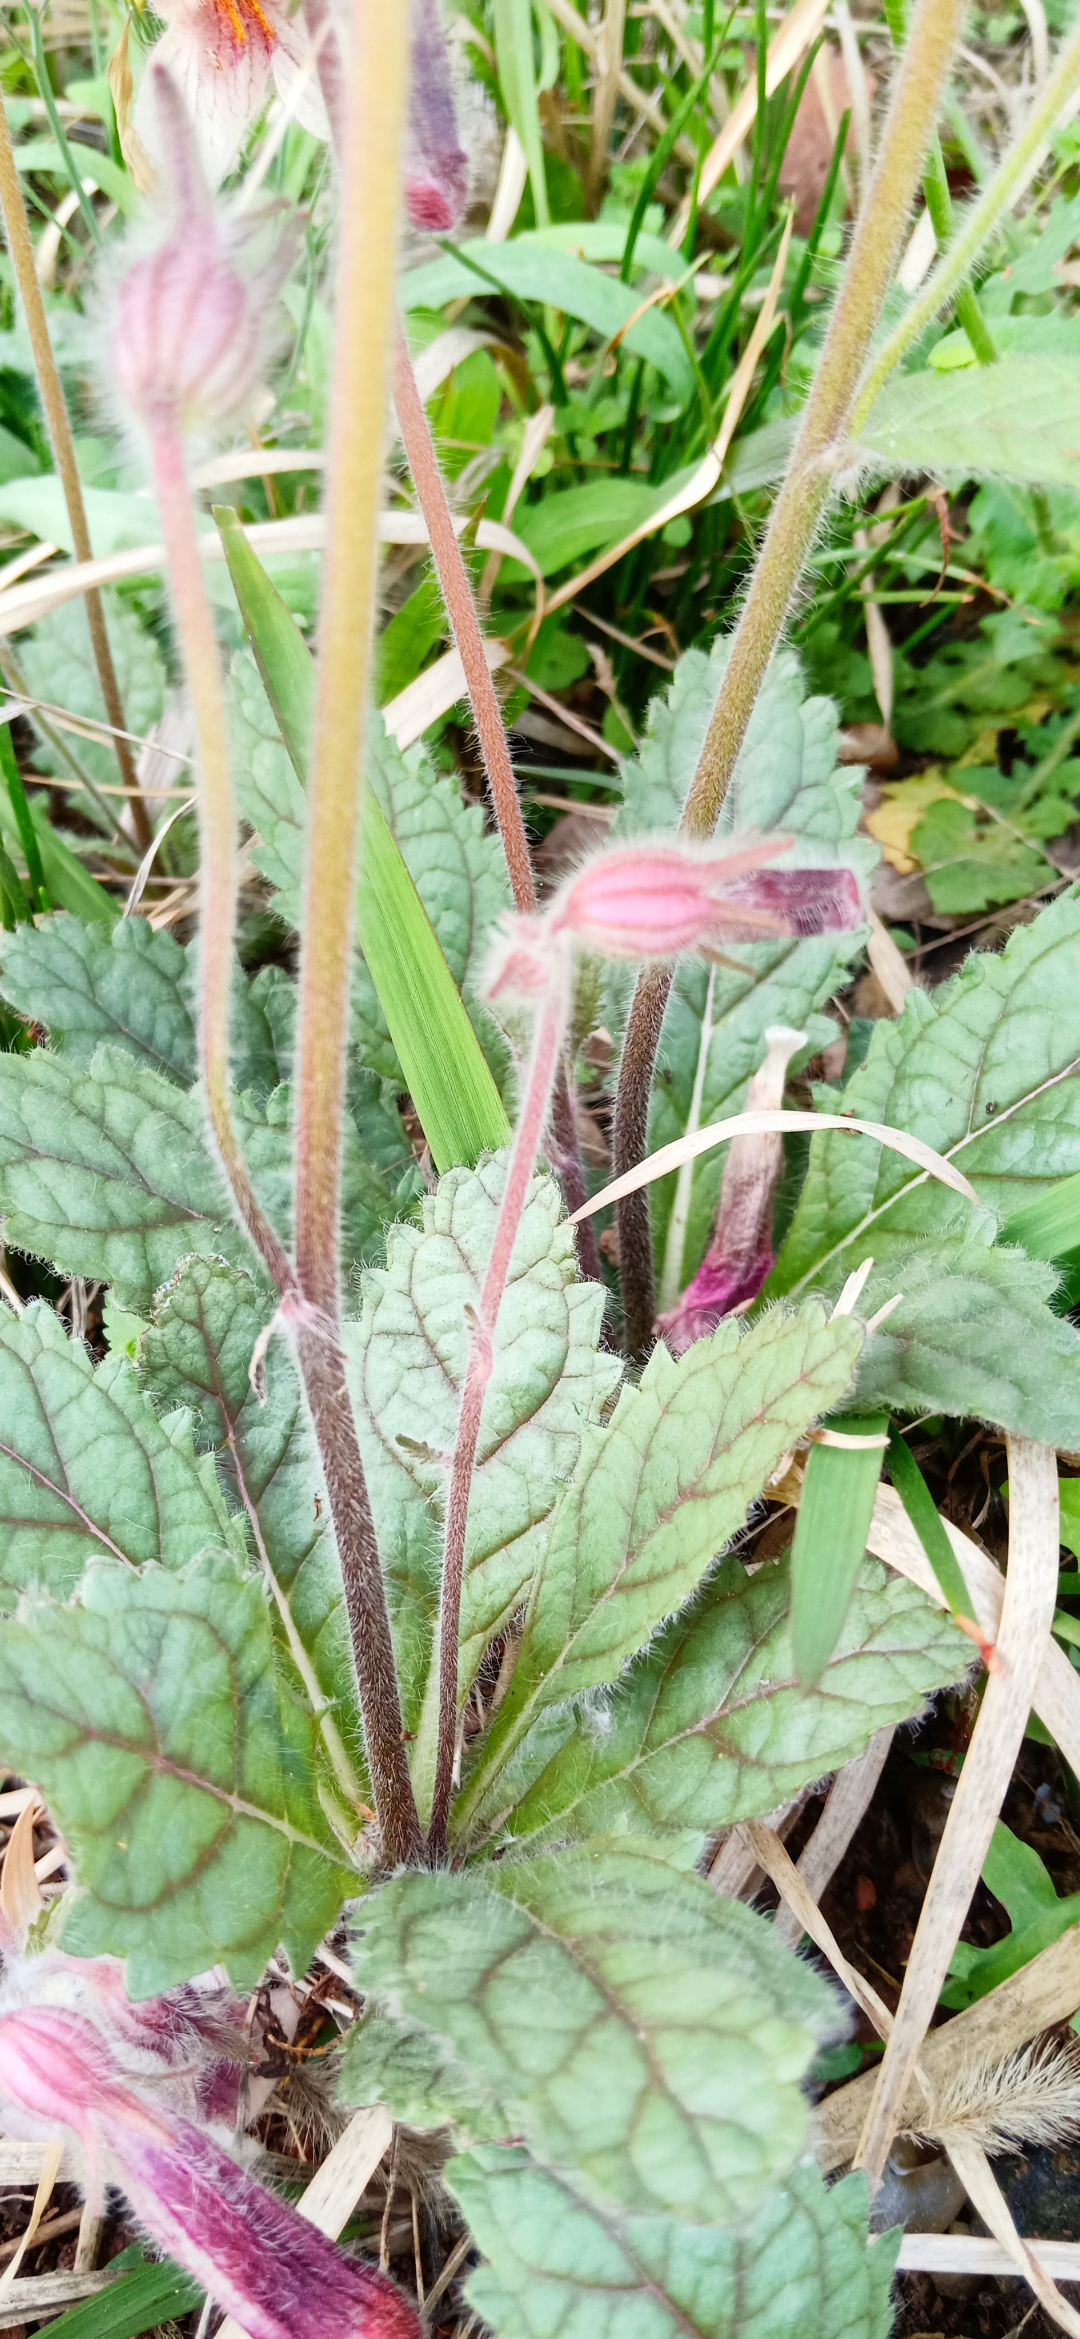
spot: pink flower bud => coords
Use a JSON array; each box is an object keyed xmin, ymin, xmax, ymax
[
  {"xmin": 110, "ymin": 66, "xmax": 271, "ymax": 435},
  {"xmin": 405, "ymin": 0, "xmax": 468, "ymax": 231},
  {"xmin": 656, "ymin": 1024, "xmax": 806, "ymax": 1355},
  {"xmin": 485, "ymin": 840, "xmax": 863, "ymax": 1000}
]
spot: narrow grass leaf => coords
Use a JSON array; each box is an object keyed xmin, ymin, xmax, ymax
[
  {"xmin": 885, "ymin": 1430, "xmax": 975, "ymax": 1623},
  {"xmin": 791, "ymin": 1414, "xmax": 889, "ymax": 1685},
  {"xmin": 571, "ymin": 1108, "xmax": 977, "ymax": 1220}
]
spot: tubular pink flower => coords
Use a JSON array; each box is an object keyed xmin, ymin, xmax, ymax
[
  {"xmin": 486, "ymin": 841, "xmax": 863, "ymax": 998},
  {"xmin": 405, "ymin": 0, "xmax": 468, "ymax": 232},
  {"xmin": 656, "ymin": 1024, "xmax": 807, "ymax": 1356},
  {"xmin": 0, "ymin": 2003, "xmax": 420, "ymax": 2339},
  {"xmin": 111, "ymin": 67, "xmax": 273, "ymax": 439},
  {"xmin": 134, "ymin": 0, "xmax": 329, "ymax": 187}
]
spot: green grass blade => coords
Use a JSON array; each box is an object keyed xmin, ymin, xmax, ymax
[
  {"xmin": 214, "ymin": 508, "xmax": 509, "ymax": 1171},
  {"xmin": 886, "ymin": 1429, "xmax": 975, "ymax": 1621},
  {"xmin": 791, "ymin": 1413, "xmax": 889, "ymax": 1685},
  {"xmin": 0, "ymin": 718, "xmax": 50, "ymax": 911},
  {"xmin": 1000, "ymin": 1172, "xmax": 1080, "ymax": 1263},
  {"xmin": 39, "ymin": 2261, "xmax": 203, "ymax": 2339}
]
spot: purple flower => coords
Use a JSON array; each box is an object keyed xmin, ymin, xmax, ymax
[
  {"xmin": 405, "ymin": 0, "xmax": 468, "ymax": 232},
  {"xmin": 656, "ymin": 1024, "xmax": 807, "ymax": 1355}
]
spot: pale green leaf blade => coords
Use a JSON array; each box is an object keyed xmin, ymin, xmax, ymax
[
  {"xmin": 859, "ymin": 356, "xmax": 1080, "ymax": 488},
  {"xmin": 346, "ymin": 1160, "xmax": 620, "ymax": 1693},
  {"xmin": 457, "ymin": 1301, "xmax": 862, "ymax": 1829},
  {"xmin": 339, "ymin": 2002, "xmax": 508, "ymax": 2140},
  {"xmin": 0, "ymin": 1554, "xmax": 354, "ymax": 1994},
  {"xmin": 354, "ymin": 1842, "xmax": 837, "ymax": 2225},
  {"xmin": 0, "ymin": 1300, "xmax": 239, "ymax": 1605},
  {"xmin": 500, "ymin": 1553, "xmax": 968, "ymax": 1851},
  {"xmin": 17, "ymin": 589, "xmax": 165, "ymax": 806},
  {"xmin": 451, "ymin": 2147, "xmax": 898, "ymax": 2339},
  {"xmin": 0, "ymin": 914, "xmax": 196, "ymax": 1081}
]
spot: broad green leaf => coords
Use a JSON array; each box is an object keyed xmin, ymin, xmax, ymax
[
  {"xmin": 450, "ymin": 2147, "xmax": 898, "ymax": 2339},
  {"xmin": 347, "ymin": 1159, "xmax": 619, "ymax": 1704},
  {"xmin": 0, "ymin": 1044, "xmax": 407, "ymax": 1311},
  {"xmin": 229, "ymin": 648, "xmax": 513, "ymax": 1137},
  {"xmin": 0, "ymin": 913, "xmax": 297, "ymax": 1097},
  {"xmin": 17, "ymin": 591, "xmax": 165, "ymax": 809},
  {"xmin": 355, "ymin": 1842, "xmax": 837, "ymax": 2225},
  {"xmin": 498, "ymin": 1553, "xmax": 968, "ymax": 1852},
  {"xmin": 860, "ymin": 356, "xmax": 1080, "ymax": 489},
  {"xmin": 910, "ymin": 794, "xmax": 1050, "ymax": 916},
  {"xmin": 615, "ymin": 641, "xmax": 868, "ymax": 1289},
  {"xmin": 0, "ymin": 1553, "xmax": 354, "ymax": 1995},
  {"xmin": 339, "ymin": 2002, "xmax": 508, "ymax": 2140},
  {"xmin": 791, "ymin": 1415, "xmax": 888, "ymax": 1687},
  {"xmin": 940, "ymin": 1820, "xmax": 1080, "ymax": 2008},
  {"xmin": 399, "ymin": 236, "xmax": 693, "ymax": 401},
  {"xmin": 457, "ymin": 1301, "xmax": 862, "ymax": 1831},
  {"xmin": 0, "ymin": 1300, "xmax": 240, "ymax": 1605},
  {"xmin": 0, "ymin": 782, "xmax": 117, "ymax": 928},
  {"xmin": 141, "ymin": 1258, "xmax": 361, "ymax": 1743}
]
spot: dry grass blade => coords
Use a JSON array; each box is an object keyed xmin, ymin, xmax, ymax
[
  {"xmin": 668, "ymin": 0, "xmax": 832, "ymax": 242},
  {"xmin": 854, "ymin": 1438, "xmax": 1060, "ymax": 2185},
  {"xmin": 0, "ymin": 2134, "xmax": 64, "ymax": 2296},
  {"xmin": 0, "ymin": 1797, "xmax": 43, "ymax": 1937},
  {"xmin": 773, "ymin": 1727, "xmax": 894, "ymax": 1946},
  {"xmin": 571, "ymin": 1106, "xmax": 978, "ymax": 1220}
]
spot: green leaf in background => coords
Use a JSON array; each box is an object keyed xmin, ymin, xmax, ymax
[
  {"xmin": 450, "ymin": 2148, "xmax": 898, "ymax": 2339},
  {"xmin": 940, "ymin": 1820, "xmax": 1080, "ymax": 2008},
  {"xmin": 0, "ymin": 913, "xmax": 196, "ymax": 1080},
  {"xmin": 36, "ymin": 2256, "xmax": 203, "ymax": 2339},
  {"xmin": 227, "ymin": 638, "xmax": 509, "ymax": 1166},
  {"xmin": 16, "ymin": 590, "xmax": 165, "ymax": 810},
  {"xmin": 500, "ymin": 1553, "xmax": 967, "ymax": 1853},
  {"xmin": 458, "ymin": 1300, "xmax": 863, "ymax": 1830},
  {"xmin": 340, "ymin": 2001, "xmax": 508, "ymax": 2140},
  {"xmin": 0, "ymin": 779, "xmax": 117, "ymax": 926},
  {"xmin": 141, "ymin": 1257, "xmax": 361, "ymax": 1742},
  {"xmin": 400, "ymin": 238, "xmax": 694, "ymax": 402},
  {"xmin": 0, "ymin": 1553, "xmax": 354, "ymax": 1995},
  {"xmin": 355, "ymin": 1841, "xmax": 836, "ymax": 2225},
  {"xmin": 791, "ymin": 1415, "xmax": 889, "ymax": 1687},
  {"xmin": 0, "ymin": 1300, "xmax": 240, "ymax": 1605},
  {"xmin": 346, "ymin": 1160, "xmax": 619, "ymax": 1707},
  {"xmin": 910, "ymin": 792, "xmax": 1051, "ymax": 916},
  {"xmin": 493, "ymin": 0, "xmax": 549, "ymax": 226},
  {"xmin": 859, "ymin": 357, "xmax": 1080, "ymax": 489}
]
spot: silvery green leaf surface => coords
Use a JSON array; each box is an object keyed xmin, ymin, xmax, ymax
[
  {"xmin": 0, "ymin": 1299, "xmax": 241, "ymax": 1606},
  {"xmin": 354, "ymin": 1841, "xmax": 837, "ymax": 2225},
  {"xmin": 229, "ymin": 651, "xmax": 511, "ymax": 1090},
  {"xmin": 457, "ymin": 1301, "xmax": 862, "ymax": 1833},
  {"xmin": 141, "ymin": 1257, "xmax": 360, "ymax": 1742},
  {"xmin": 346, "ymin": 1160, "xmax": 620, "ymax": 1698},
  {"xmin": 858, "ymin": 355, "xmax": 1080, "ymax": 489},
  {"xmin": 17, "ymin": 591, "xmax": 165, "ymax": 813},
  {"xmin": 0, "ymin": 1553, "xmax": 354, "ymax": 1996},
  {"xmin": 339, "ymin": 2002, "xmax": 508, "ymax": 2140},
  {"xmin": 450, "ymin": 2147, "xmax": 898, "ymax": 2339},
  {"xmin": 499, "ymin": 1553, "xmax": 968, "ymax": 1851}
]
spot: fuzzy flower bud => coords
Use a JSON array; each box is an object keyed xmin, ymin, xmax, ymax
[
  {"xmin": 0, "ymin": 1996, "xmax": 420, "ymax": 2339},
  {"xmin": 486, "ymin": 839, "xmax": 863, "ymax": 1001},
  {"xmin": 405, "ymin": 0, "xmax": 468, "ymax": 231},
  {"xmin": 656, "ymin": 1024, "xmax": 806, "ymax": 1355},
  {"xmin": 111, "ymin": 66, "xmax": 272, "ymax": 436}
]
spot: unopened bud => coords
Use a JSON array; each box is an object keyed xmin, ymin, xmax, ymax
[
  {"xmin": 406, "ymin": 0, "xmax": 468, "ymax": 231},
  {"xmin": 110, "ymin": 67, "xmax": 270, "ymax": 435},
  {"xmin": 657, "ymin": 1025, "xmax": 806, "ymax": 1355}
]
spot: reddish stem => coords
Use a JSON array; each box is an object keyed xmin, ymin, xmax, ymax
[{"xmin": 428, "ymin": 982, "xmax": 567, "ymax": 1858}]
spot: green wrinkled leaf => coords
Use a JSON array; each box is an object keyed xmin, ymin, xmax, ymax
[
  {"xmin": 141, "ymin": 1258, "xmax": 360, "ymax": 1741},
  {"xmin": 615, "ymin": 641, "xmax": 868, "ymax": 1290},
  {"xmin": 910, "ymin": 795, "xmax": 1050, "ymax": 916},
  {"xmin": 0, "ymin": 1554, "xmax": 354, "ymax": 1995},
  {"xmin": 498, "ymin": 1553, "xmax": 968, "ymax": 1852},
  {"xmin": 0, "ymin": 1300, "xmax": 241, "ymax": 1606},
  {"xmin": 346, "ymin": 1160, "xmax": 620, "ymax": 1699},
  {"xmin": 399, "ymin": 236, "xmax": 693, "ymax": 403},
  {"xmin": 17, "ymin": 591, "xmax": 165, "ymax": 809},
  {"xmin": 450, "ymin": 2147, "xmax": 898, "ymax": 2339},
  {"xmin": 859, "ymin": 356, "xmax": 1080, "ymax": 489},
  {"xmin": 767, "ymin": 890, "xmax": 1080, "ymax": 1432},
  {"xmin": 0, "ymin": 1043, "xmax": 408, "ymax": 1311},
  {"xmin": 456, "ymin": 1301, "xmax": 863, "ymax": 1834},
  {"xmin": 339, "ymin": 2001, "xmax": 508, "ymax": 2140},
  {"xmin": 0, "ymin": 915, "xmax": 196, "ymax": 1081},
  {"xmin": 355, "ymin": 1841, "xmax": 837, "ymax": 2225},
  {"xmin": 229, "ymin": 651, "xmax": 512, "ymax": 1097}
]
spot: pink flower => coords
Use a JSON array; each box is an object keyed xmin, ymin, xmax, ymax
[
  {"xmin": 486, "ymin": 840, "xmax": 863, "ymax": 999},
  {"xmin": 405, "ymin": 0, "xmax": 468, "ymax": 232},
  {"xmin": 0, "ymin": 1992, "xmax": 420, "ymax": 2339},
  {"xmin": 656, "ymin": 1024, "xmax": 806, "ymax": 1355},
  {"xmin": 134, "ymin": 0, "xmax": 329, "ymax": 188},
  {"xmin": 111, "ymin": 67, "xmax": 280, "ymax": 438}
]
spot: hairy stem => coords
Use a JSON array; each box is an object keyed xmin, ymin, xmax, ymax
[
  {"xmin": 429, "ymin": 984, "xmax": 567, "ymax": 1860},
  {"xmin": 612, "ymin": 0, "xmax": 967, "ymax": 1352},
  {"xmin": 0, "ymin": 98, "xmax": 150, "ymax": 848},
  {"xmin": 393, "ymin": 323, "xmax": 601, "ymax": 1280},
  {"xmin": 150, "ymin": 421, "xmax": 294, "ymax": 1294},
  {"xmin": 853, "ymin": 6, "xmax": 1080, "ymax": 430},
  {"xmin": 293, "ymin": 0, "xmax": 421, "ymax": 1867}
]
